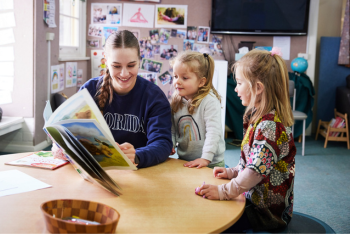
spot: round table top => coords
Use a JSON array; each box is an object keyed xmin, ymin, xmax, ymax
[{"xmin": 0, "ymin": 153, "xmax": 245, "ymax": 233}]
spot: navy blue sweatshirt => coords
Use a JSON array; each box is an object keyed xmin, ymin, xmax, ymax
[{"xmin": 79, "ymin": 76, "xmax": 172, "ymax": 168}]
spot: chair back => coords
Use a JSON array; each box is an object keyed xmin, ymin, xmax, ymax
[{"xmin": 289, "ymin": 80, "xmax": 296, "ymax": 110}]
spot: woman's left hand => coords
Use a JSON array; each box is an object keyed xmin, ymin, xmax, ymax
[
  {"xmin": 198, "ymin": 184, "xmax": 219, "ymax": 200},
  {"xmin": 117, "ymin": 142, "xmax": 138, "ymax": 166},
  {"xmin": 184, "ymin": 158, "xmax": 210, "ymax": 168}
]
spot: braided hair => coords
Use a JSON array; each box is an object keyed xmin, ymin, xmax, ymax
[{"xmin": 96, "ymin": 30, "xmax": 140, "ymax": 111}]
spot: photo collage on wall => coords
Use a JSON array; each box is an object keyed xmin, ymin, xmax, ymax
[{"xmin": 87, "ymin": 2, "xmax": 224, "ymax": 101}]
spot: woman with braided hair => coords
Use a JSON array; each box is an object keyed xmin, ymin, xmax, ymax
[{"xmin": 78, "ymin": 30, "xmax": 172, "ymax": 168}]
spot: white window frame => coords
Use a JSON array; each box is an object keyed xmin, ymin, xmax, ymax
[{"xmin": 59, "ymin": 0, "xmax": 89, "ymax": 61}]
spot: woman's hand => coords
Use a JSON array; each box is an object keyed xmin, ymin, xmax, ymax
[
  {"xmin": 170, "ymin": 148, "xmax": 176, "ymax": 155},
  {"xmin": 198, "ymin": 184, "xmax": 219, "ymax": 200},
  {"xmin": 184, "ymin": 158, "xmax": 210, "ymax": 169},
  {"xmin": 213, "ymin": 167, "xmax": 228, "ymax": 179},
  {"xmin": 117, "ymin": 142, "xmax": 138, "ymax": 166}
]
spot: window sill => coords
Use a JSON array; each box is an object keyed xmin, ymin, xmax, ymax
[{"xmin": 58, "ymin": 57, "xmax": 90, "ymax": 62}]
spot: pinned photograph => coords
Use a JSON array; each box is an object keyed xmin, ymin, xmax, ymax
[
  {"xmin": 187, "ymin": 26, "xmax": 197, "ymax": 40},
  {"xmin": 183, "ymin": 39, "xmax": 194, "ymax": 51},
  {"xmin": 149, "ymin": 29, "xmax": 160, "ymax": 44},
  {"xmin": 212, "ymin": 35, "xmax": 222, "ymax": 44},
  {"xmin": 170, "ymin": 29, "xmax": 177, "ymax": 37},
  {"xmin": 193, "ymin": 43, "xmax": 208, "ymax": 52},
  {"xmin": 91, "ymin": 4, "xmax": 108, "ymax": 24},
  {"xmin": 155, "ymin": 5, "xmax": 187, "ymax": 28},
  {"xmin": 107, "ymin": 4, "xmax": 122, "ymax": 25},
  {"xmin": 160, "ymin": 45, "xmax": 178, "ymax": 60},
  {"xmin": 197, "ymin": 26, "xmax": 210, "ymax": 43},
  {"xmin": 91, "ymin": 50, "xmax": 106, "ymax": 78},
  {"xmin": 88, "ymin": 24, "xmax": 103, "ymax": 37},
  {"xmin": 139, "ymin": 73, "xmax": 157, "ymax": 85},
  {"xmin": 87, "ymin": 39, "xmax": 99, "ymax": 48},
  {"xmin": 123, "ymin": 3, "xmax": 155, "ymax": 28},
  {"xmin": 153, "ymin": 45, "xmax": 160, "ymax": 54},
  {"xmin": 141, "ymin": 58, "xmax": 162, "ymax": 73},
  {"xmin": 158, "ymin": 71, "xmax": 172, "ymax": 85},
  {"xmin": 159, "ymin": 28, "xmax": 170, "ymax": 44},
  {"xmin": 102, "ymin": 26, "xmax": 118, "ymax": 46},
  {"xmin": 176, "ymin": 29, "xmax": 186, "ymax": 39}
]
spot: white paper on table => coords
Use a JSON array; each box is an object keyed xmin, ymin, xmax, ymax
[
  {"xmin": 0, "ymin": 0, "xmax": 14, "ymax": 10},
  {"xmin": 0, "ymin": 46, "xmax": 14, "ymax": 61},
  {"xmin": 0, "ymin": 170, "xmax": 52, "ymax": 197},
  {"xmin": 0, "ymin": 28, "xmax": 15, "ymax": 45},
  {"xmin": 273, "ymin": 36, "xmax": 290, "ymax": 60},
  {"xmin": 0, "ymin": 12, "xmax": 16, "ymax": 29},
  {"xmin": 0, "ymin": 76, "xmax": 14, "ymax": 91},
  {"xmin": 0, "ymin": 62, "xmax": 14, "ymax": 76},
  {"xmin": 0, "ymin": 91, "xmax": 12, "ymax": 104}
]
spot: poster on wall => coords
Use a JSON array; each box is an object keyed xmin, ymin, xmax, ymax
[
  {"xmin": 65, "ymin": 62, "xmax": 77, "ymax": 88},
  {"xmin": 76, "ymin": 69, "xmax": 83, "ymax": 92},
  {"xmin": 91, "ymin": 50, "xmax": 105, "ymax": 78},
  {"xmin": 59, "ymin": 63, "xmax": 65, "ymax": 91},
  {"xmin": 51, "ymin": 65, "xmax": 59, "ymax": 93},
  {"xmin": 91, "ymin": 3, "xmax": 122, "ymax": 25},
  {"xmin": 122, "ymin": 3, "xmax": 155, "ymax": 28},
  {"xmin": 155, "ymin": 5, "xmax": 187, "ymax": 29},
  {"xmin": 43, "ymin": 0, "xmax": 56, "ymax": 28}
]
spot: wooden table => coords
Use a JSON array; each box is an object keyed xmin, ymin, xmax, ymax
[{"xmin": 0, "ymin": 153, "xmax": 245, "ymax": 233}]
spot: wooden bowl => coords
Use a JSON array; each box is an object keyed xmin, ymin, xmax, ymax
[{"xmin": 40, "ymin": 199, "xmax": 120, "ymax": 233}]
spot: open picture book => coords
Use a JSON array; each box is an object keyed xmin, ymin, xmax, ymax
[{"xmin": 43, "ymin": 89, "xmax": 137, "ymax": 196}]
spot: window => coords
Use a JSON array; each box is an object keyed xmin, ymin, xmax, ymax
[{"xmin": 59, "ymin": 0, "xmax": 87, "ymax": 60}]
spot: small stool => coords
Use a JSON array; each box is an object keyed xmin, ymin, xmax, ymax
[{"xmin": 246, "ymin": 212, "xmax": 335, "ymax": 233}]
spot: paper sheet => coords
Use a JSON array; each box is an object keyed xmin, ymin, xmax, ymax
[
  {"xmin": 0, "ymin": 170, "xmax": 52, "ymax": 197},
  {"xmin": 0, "ymin": 12, "xmax": 16, "ymax": 29},
  {"xmin": 0, "ymin": 28, "xmax": 15, "ymax": 45},
  {"xmin": 0, "ymin": 0, "xmax": 14, "ymax": 10},
  {"xmin": 273, "ymin": 36, "xmax": 290, "ymax": 60}
]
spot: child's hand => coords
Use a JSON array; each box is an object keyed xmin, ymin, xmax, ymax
[
  {"xmin": 197, "ymin": 184, "xmax": 219, "ymax": 200},
  {"xmin": 184, "ymin": 158, "xmax": 210, "ymax": 169},
  {"xmin": 213, "ymin": 167, "xmax": 228, "ymax": 179},
  {"xmin": 170, "ymin": 148, "xmax": 176, "ymax": 155}
]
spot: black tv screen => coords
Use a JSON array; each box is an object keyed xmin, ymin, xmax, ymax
[{"xmin": 211, "ymin": 0, "xmax": 310, "ymax": 35}]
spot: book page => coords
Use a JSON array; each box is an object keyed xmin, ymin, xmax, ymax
[
  {"xmin": 5, "ymin": 151, "xmax": 68, "ymax": 170},
  {"xmin": 45, "ymin": 88, "xmax": 113, "ymax": 140},
  {"xmin": 56, "ymin": 119, "xmax": 137, "ymax": 170}
]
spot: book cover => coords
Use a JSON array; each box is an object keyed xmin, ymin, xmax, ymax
[
  {"xmin": 5, "ymin": 151, "xmax": 69, "ymax": 170},
  {"xmin": 43, "ymin": 89, "xmax": 137, "ymax": 196}
]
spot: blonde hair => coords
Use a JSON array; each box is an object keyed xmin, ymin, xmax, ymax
[
  {"xmin": 232, "ymin": 49, "xmax": 294, "ymax": 127},
  {"xmin": 170, "ymin": 51, "xmax": 221, "ymax": 114}
]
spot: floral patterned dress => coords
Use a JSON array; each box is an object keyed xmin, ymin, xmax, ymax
[{"xmin": 240, "ymin": 109, "xmax": 296, "ymax": 231}]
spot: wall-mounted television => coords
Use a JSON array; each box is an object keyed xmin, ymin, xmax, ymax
[{"xmin": 211, "ymin": 0, "xmax": 310, "ymax": 36}]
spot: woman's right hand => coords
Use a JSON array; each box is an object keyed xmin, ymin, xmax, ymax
[{"xmin": 213, "ymin": 167, "xmax": 228, "ymax": 179}]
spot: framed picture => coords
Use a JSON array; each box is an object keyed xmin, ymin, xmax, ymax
[
  {"xmin": 155, "ymin": 5, "xmax": 187, "ymax": 28},
  {"xmin": 123, "ymin": 3, "xmax": 155, "ymax": 28}
]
